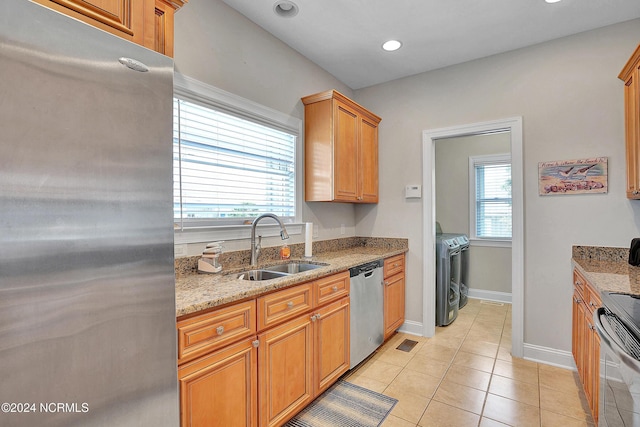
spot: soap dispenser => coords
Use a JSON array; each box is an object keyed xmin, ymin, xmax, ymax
[{"xmin": 198, "ymin": 241, "xmax": 224, "ymax": 273}]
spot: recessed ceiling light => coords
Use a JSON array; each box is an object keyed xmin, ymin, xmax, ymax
[
  {"xmin": 273, "ymin": 1, "xmax": 299, "ymax": 18},
  {"xmin": 382, "ymin": 40, "xmax": 402, "ymax": 52},
  {"xmin": 545, "ymin": 0, "xmax": 562, "ymax": 3}
]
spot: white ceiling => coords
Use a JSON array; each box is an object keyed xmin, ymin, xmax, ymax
[{"xmin": 222, "ymin": 0, "xmax": 640, "ymax": 89}]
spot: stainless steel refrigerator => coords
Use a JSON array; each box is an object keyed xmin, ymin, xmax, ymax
[{"xmin": 0, "ymin": 1, "xmax": 179, "ymax": 426}]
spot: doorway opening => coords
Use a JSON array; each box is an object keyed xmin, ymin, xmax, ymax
[{"xmin": 422, "ymin": 117, "xmax": 524, "ymax": 358}]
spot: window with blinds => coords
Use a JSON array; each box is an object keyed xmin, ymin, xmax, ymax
[
  {"xmin": 470, "ymin": 154, "xmax": 512, "ymax": 240},
  {"xmin": 173, "ymin": 98, "xmax": 297, "ymax": 228}
]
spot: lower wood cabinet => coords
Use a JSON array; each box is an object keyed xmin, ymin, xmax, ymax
[
  {"xmin": 178, "ymin": 337, "xmax": 258, "ymax": 427},
  {"xmin": 178, "ymin": 271, "xmax": 351, "ymax": 427},
  {"xmin": 384, "ymin": 254, "xmax": 406, "ymax": 339},
  {"xmin": 258, "ymin": 296, "xmax": 350, "ymax": 427},
  {"xmin": 571, "ymin": 268, "xmax": 601, "ymax": 424},
  {"xmin": 314, "ymin": 298, "xmax": 350, "ymax": 394},
  {"xmin": 258, "ymin": 312, "xmax": 314, "ymax": 427}
]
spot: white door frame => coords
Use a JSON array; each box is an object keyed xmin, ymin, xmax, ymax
[{"xmin": 422, "ymin": 117, "xmax": 524, "ymax": 358}]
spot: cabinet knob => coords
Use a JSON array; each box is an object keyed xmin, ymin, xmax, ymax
[
  {"xmin": 573, "ymin": 297, "xmax": 582, "ymax": 303},
  {"xmin": 216, "ymin": 326, "xmax": 224, "ymax": 336},
  {"xmin": 252, "ymin": 340, "xmax": 260, "ymax": 348},
  {"xmin": 590, "ymin": 301, "xmax": 597, "ymax": 307},
  {"xmin": 393, "ymin": 263, "xmax": 399, "ymax": 267},
  {"xmin": 287, "ymin": 301, "xmax": 294, "ymax": 308},
  {"xmin": 384, "ymin": 281, "xmax": 389, "ymax": 286},
  {"xmin": 311, "ymin": 314, "xmax": 317, "ymax": 322},
  {"xmin": 332, "ymin": 286, "xmax": 338, "ymax": 292}
]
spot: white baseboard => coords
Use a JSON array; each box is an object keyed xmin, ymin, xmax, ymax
[
  {"xmin": 522, "ymin": 343, "xmax": 576, "ymax": 370},
  {"xmin": 468, "ymin": 289, "xmax": 512, "ymax": 304},
  {"xmin": 397, "ymin": 320, "xmax": 425, "ymax": 337}
]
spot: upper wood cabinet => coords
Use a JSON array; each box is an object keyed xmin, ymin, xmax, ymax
[
  {"xmin": 32, "ymin": 0, "xmax": 186, "ymax": 57},
  {"xmin": 302, "ymin": 90, "xmax": 382, "ymax": 203},
  {"xmin": 619, "ymin": 44, "xmax": 640, "ymax": 199}
]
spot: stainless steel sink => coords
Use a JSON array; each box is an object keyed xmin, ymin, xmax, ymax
[
  {"xmin": 264, "ymin": 262, "xmax": 327, "ymax": 274},
  {"xmin": 236, "ymin": 270, "xmax": 289, "ymax": 281}
]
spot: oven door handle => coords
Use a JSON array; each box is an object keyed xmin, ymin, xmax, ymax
[{"xmin": 594, "ymin": 307, "xmax": 640, "ymax": 374}]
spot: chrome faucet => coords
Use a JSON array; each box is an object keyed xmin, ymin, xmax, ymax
[{"xmin": 250, "ymin": 213, "xmax": 290, "ymax": 267}]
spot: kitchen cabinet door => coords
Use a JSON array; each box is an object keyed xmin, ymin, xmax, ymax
[
  {"xmin": 620, "ymin": 44, "xmax": 640, "ymax": 199},
  {"xmin": 33, "ymin": 0, "xmax": 186, "ymax": 56},
  {"xmin": 334, "ymin": 101, "xmax": 360, "ymax": 202},
  {"xmin": 178, "ymin": 337, "xmax": 258, "ymax": 427},
  {"xmin": 359, "ymin": 116, "xmax": 379, "ymax": 203},
  {"xmin": 313, "ymin": 297, "xmax": 350, "ymax": 394},
  {"xmin": 33, "ymin": 0, "xmax": 148, "ymax": 45},
  {"xmin": 384, "ymin": 272, "xmax": 405, "ymax": 340},
  {"xmin": 258, "ymin": 314, "xmax": 313, "ymax": 427}
]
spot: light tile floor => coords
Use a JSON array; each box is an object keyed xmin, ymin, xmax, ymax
[{"xmin": 345, "ymin": 299, "xmax": 594, "ymax": 427}]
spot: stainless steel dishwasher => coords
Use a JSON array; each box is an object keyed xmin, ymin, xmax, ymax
[{"xmin": 349, "ymin": 259, "xmax": 384, "ymax": 369}]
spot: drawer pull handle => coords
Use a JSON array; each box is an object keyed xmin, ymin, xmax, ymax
[
  {"xmin": 216, "ymin": 326, "xmax": 224, "ymax": 336},
  {"xmin": 332, "ymin": 286, "xmax": 338, "ymax": 292},
  {"xmin": 287, "ymin": 301, "xmax": 294, "ymax": 308}
]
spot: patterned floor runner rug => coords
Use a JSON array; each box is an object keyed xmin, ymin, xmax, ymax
[{"xmin": 284, "ymin": 380, "xmax": 398, "ymax": 427}]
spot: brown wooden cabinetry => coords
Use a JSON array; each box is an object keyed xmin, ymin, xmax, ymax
[
  {"xmin": 257, "ymin": 273, "xmax": 350, "ymax": 427},
  {"xmin": 302, "ymin": 90, "xmax": 381, "ymax": 203},
  {"xmin": 178, "ymin": 271, "xmax": 351, "ymax": 427},
  {"xmin": 32, "ymin": 0, "xmax": 186, "ymax": 57},
  {"xmin": 571, "ymin": 268, "xmax": 601, "ymax": 424},
  {"xmin": 619, "ymin": 44, "xmax": 640, "ymax": 198},
  {"xmin": 383, "ymin": 254, "xmax": 406, "ymax": 339},
  {"xmin": 258, "ymin": 312, "xmax": 314, "ymax": 427},
  {"xmin": 178, "ymin": 337, "xmax": 258, "ymax": 427}
]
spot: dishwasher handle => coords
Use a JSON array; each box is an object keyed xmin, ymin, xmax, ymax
[{"xmin": 349, "ymin": 259, "xmax": 383, "ymax": 277}]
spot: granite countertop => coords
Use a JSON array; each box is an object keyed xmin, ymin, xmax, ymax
[
  {"xmin": 572, "ymin": 245, "xmax": 640, "ymax": 297},
  {"xmin": 175, "ymin": 237, "xmax": 408, "ymax": 318}
]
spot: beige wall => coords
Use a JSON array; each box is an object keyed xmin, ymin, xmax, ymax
[
  {"xmin": 435, "ymin": 133, "xmax": 512, "ymax": 295},
  {"xmin": 355, "ymin": 19, "xmax": 640, "ymax": 353},
  {"xmin": 173, "ymin": 0, "xmax": 640, "ymax": 356}
]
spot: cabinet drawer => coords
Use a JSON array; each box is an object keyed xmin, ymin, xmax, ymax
[
  {"xmin": 585, "ymin": 284, "xmax": 602, "ymax": 314},
  {"xmin": 315, "ymin": 271, "xmax": 350, "ymax": 306},
  {"xmin": 258, "ymin": 283, "xmax": 313, "ymax": 331},
  {"xmin": 177, "ymin": 300, "xmax": 256, "ymax": 365},
  {"xmin": 573, "ymin": 269, "xmax": 587, "ymax": 298},
  {"xmin": 384, "ymin": 254, "xmax": 405, "ymax": 279}
]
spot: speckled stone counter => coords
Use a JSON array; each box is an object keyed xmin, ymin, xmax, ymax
[
  {"xmin": 572, "ymin": 245, "xmax": 640, "ymax": 297},
  {"xmin": 175, "ymin": 237, "xmax": 408, "ymax": 318}
]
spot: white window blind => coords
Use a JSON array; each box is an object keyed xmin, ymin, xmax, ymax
[
  {"xmin": 471, "ymin": 155, "xmax": 512, "ymax": 240},
  {"xmin": 173, "ymin": 98, "xmax": 296, "ymax": 228}
]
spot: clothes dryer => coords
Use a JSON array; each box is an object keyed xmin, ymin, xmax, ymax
[
  {"xmin": 435, "ymin": 236, "xmax": 461, "ymax": 326},
  {"xmin": 441, "ymin": 233, "xmax": 469, "ymax": 308}
]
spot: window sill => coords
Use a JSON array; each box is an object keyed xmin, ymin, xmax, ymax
[
  {"xmin": 174, "ymin": 223, "xmax": 303, "ymax": 245},
  {"xmin": 470, "ymin": 238, "xmax": 512, "ymax": 248}
]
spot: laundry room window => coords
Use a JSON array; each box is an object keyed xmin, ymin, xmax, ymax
[
  {"xmin": 469, "ymin": 154, "xmax": 512, "ymax": 245},
  {"xmin": 172, "ymin": 74, "xmax": 302, "ymax": 242}
]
